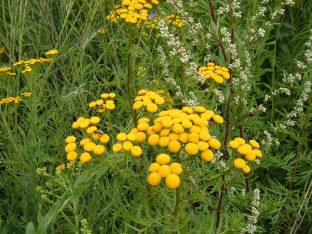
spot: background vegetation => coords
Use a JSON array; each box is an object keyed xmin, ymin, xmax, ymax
[{"xmin": 0, "ymin": 0, "xmax": 311, "ymax": 233}]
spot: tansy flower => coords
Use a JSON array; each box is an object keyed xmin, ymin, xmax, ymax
[
  {"xmin": 169, "ymin": 163, "xmax": 182, "ymax": 175},
  {"xmin": 243, "ymin": 165, "xmax": 251, "ymax": 173},
  {"xmin": 168, "ymin": 140, "xmax": 181, "ymax": 153},
  {"xmin": 149, "ymin": 162, "xmax": 160, "ymax": 172},
  {"xmin": 249, "ymin": 140, "xmax": 260, "ymax": 149},
  {"xmin": 133, "ymin": 101, "xmax": 143, "ymax": 110},
  {"xmin": 253, "ymin": 149, "xmax": 263, "ymax": 157},
  {"xmin": 237, "ymin": 144, "xmax": 252, "ymax": 155},
  {"xmin": 147, "ymin": 103, "xmax": 158, "ymax": 112},
  {"xmin": 137, "ymin": 122, "xmax": 149, "ymax": 131},
  {"xmin": 80, "ymin": 138, "xmax": 91, "ymax": 146},
  {"xmin": 113, "ymin": 143, "xmax": 122, "ymax": 152},
  {"xmin": 99, "ymin": 134, "xmax": 110, "ymax": 143},
  {"xmin": 87, "ymin": 126, "xmax": 97, "ymax": 134},
  {"xmin": 158, "ymin": 136, "xmax": 170, "ymax": 147},
  {"xmin": 185, "ymin": 143, "xmax": 199, "ymax": 155},
  {"xmin": 84, "ymin": 142, "xmax": 96, "ymax": 152},
  {"xmin": 67, "ymin": 151, "xmax": 78, "ymax": 161},
  {"xmin": 80, "ymin": 152, "xmax": 92, "ymax": 163},
  {"xmin": 172, "ymin": 124, "xmax": 184, "ymax": 134},
  {"xmin": 93, "ymin": 145, "xmax": 106, "ymax": 155},
  {"xmin": 213, "ymin": 115, "xmax": 224, "ymax": 124},
  {"xmin": 197, "ymin": 141, "xmax": 209, "ymax": 151},
  {"xmin": 165, "ymin": 174, "xmax": 180, "ymax": 189},
  {"xmin": 65, "ymin": 143, "xmax": 77, "ymax": 153},
  {"xmin": 135, "ymin": 132, "xmax": 146, "ymax": 142},
  {"xmin": 89, "ymin": 101, "xmax": 97, "ymax": 108},
  {"xmin": 130, "ymin": 145, "xmax": 142, "ymax": 156},
  {"xmin": 157, "ymin": 165, "xmax": 171, "ymax": 178},
  {"xmin": 229, "ymin": 140, "xmax": 240, "ymax": 149},
  {"xmin": 199, "ymin": 132, "xmax": 210, "ymax": 141},
  {"xmin": 201, "ymin": 149, "xmax": 214, "ymax": 162},
  {"xmin": 208, "ymin": 138, "xmax": 221, "ymax": 149},
  {"xmin": 90, "ymin": 116, "xmax": 101, "ymax": 124},
  {"xmin": 117, "ymin": 133, "xmax": 127, "ymax": 141},
  {"xmin": 65, "ymin": 135, "xmax": 76, "ymax": 143},
  {"xmin": 127, "ymin": 133, "xmax": 137, "ymax": 141},
  {"xmin": 187, "ymin": 132, "xmax": 199, "ymax": 143},
  {"xmin": 156, "ymin": 153, "xmax": 171, "ymax": 165},
  {"xmin": 234, "ymin": 158, "xmax": 246, "ymax": 169},
  {"xmin": 79, "ymin": 119, "xmax": 91, "ymax": 129},
  {"xmin": 148, "ymin": 172, "xmax": 162, "ymax": 186},
  {"xmin": 122, "ymin": 141, "xmax": 133, "ymax": 151},
  {"xmin": 245, "ymin": 151, "xmax": 256, "ymax": 161},
  {"xmin": 148, "ymin": 134, "xmax": 160, "ymax": 146},
  {"xmin": 234, "ymin": 137, "xmax": 245, "ymax": 145}
]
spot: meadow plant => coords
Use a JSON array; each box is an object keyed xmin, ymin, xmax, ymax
[{"xmin": 0, "ymin": 0, "xmax": 312, "ymax": 233}]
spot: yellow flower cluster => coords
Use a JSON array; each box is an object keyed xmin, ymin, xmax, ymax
[
  {"xmin": 132, "ymin": 90, "xmax": 166, "ymax": 112},
  {"xmin": 112, "ymin": 131, "xmax": 143, "ymax": 157},
  {"xmin": 89, "ymin": 93, "xmax": 116, "ymax": 113},
  {"xmin": 0, "ymin": 92, "xmax": 31, "ymax": 105},
  {"xmin": 198, "ymin": 62, "xmax": 230, "ymax": 84},
  {"xmin": 0, "ymin": 66, "xmax": 16, "ymax": 76},
  {"xmin": 147, "ymin": 153, "xmax": 182, "ymax": 189},
  {"xmin": 143, "ymin": 15, "xmax": 185, "ymax": 29},
  {"xmin": 230, "ymin": 137, "xmax": 262, "ymax": 173},
  {"xmin": 106, "ymin": 0, "xmax": 159, "ymax": 24},
  {"xmin": 67, "ymin": 116, "xmax": 110, "ymax": 163},
  {"xmin": 45, "ymin": 49, "xmax": 59, "ymax": 56},
  {"xmin": 14, "ymin": 58, "xmax": 53, "ymax": 74}
]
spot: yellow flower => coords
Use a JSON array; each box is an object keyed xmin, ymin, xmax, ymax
[
  {"xmin": 116, "ymin": 132, "xmax": 127, "ymax": 141},
  {"xmin": 93, "ymin": 145, "xmax": 106, "ymax": 155},
  {"xmin": 130, "ymin": 145, "xmax": 142, "ymax": 156},
  {"xmin": 178, "ymin": 132, "xmax": 188, "ymax": 143},
  {"xmin": 154, "ymin": 96, "xmax": 165, "ymax": 105},
  {"xmin": 96, "ymin": 99, "xmax": 104, "ymax": 106},
  {"xmin": 138, "ymin": 117, "xmax": 150, "ymax": 123},
  {"xmin": 157, "ymin": 165, "xmax": 171, "ymax": 178},
  {"xmin": 234, "ymin": 158, "xmax": 246, "ymax": 169},
  {"xmin": 137, "ymin": 122, "xmax": 149, "ymax": 131},
  {"xmin": 242, "ymin": 165, "xmax": 251, "ymax": 173},
  {"xmin": 67, "ymin": 151, "xmax": 78, "ymax": 161},
  {"xmin": 65, "ymin": 143, "xmax": 77, "ymax": 153},
  {"xmin": 253, "ymin": 149, "xmax": 263, "ymax": 158},
  {"xmin": 172, "ymin": 124, "xmax": 184, "ymax": 134},
  {"xmin": 237, "ymin": 144, "xmax": 252, "ymax": 155},
  {"xmin": 208, "ymin": 138, "xmax": 221, "ymax": 150},
  {"xmin": 158, "ymin": 136, "xmax": 170, "ymax": 147},
  {"xmin": 135, "ymin": 132, "xmax": 146, "ymax": 142},
  {"xmin": 156, "ymin": 153, "xmax": 171, "ymax": 165},
  {"xmin": 45, "ymin": 49, "xmax": 58, "ymax": 55},
  {"xmin": 153, "ymin": 122, "xmax": 163, "ymax": 132},
  {"xmin": 99, "ymin": 134, "xmax": 110, "ymax": 143},
  {"xmin": 90, "ymin": 116, "xmax": 101, "ymax": 124},
  {"xmin": 84, "ymin": 142, "xmax": 96, "ymax": 152},
  {"xmin": 187, "ymin": 132, "xmax": 199, "ymax": 143},
  {"xmin": 127, "ymin": 133, "xmax": 137, "ymax": 141},
  {"xmin": 234, "ymin": 137, "xmax": 245, "ymax": 145},
  {"xmin": 168, "ymin": 140, "xmax": 181, "ymax": 153},
  {"xmin": 80, "ymin": 138, "xmax": 91, "ymax": 146},
  {"xmin": 249, "ymin": 140, "xmax": 260, "ymax": 149},
  {"xmin": 148, "ymin": 172, "xmax": 162, "ymax": 186},
  {"xmin": 65, "ymin": 135, "xmax": 76, "ymax": 143},
  {"xmin": 169, "ymin": 163, "xmax": 182, "ymax": 175},
  {"xmin": 213, "ymin": 115, "xmax": 224, "ymax": 124},
  {"xmin": 147, "ymin": 103, "xmax": 158, "ymax": 112},
  {"xmin": 199, "ymin": 132, "xmax": 211, "ymax": 141},
  {"xmin": 148, "ymin": 134, "xmax": 160, "ymax": 146},
  {"xmin": 80, "ymin": 152, "xmax": 92, "ymax": 163},
  {"xmin": 229, "ymin": 140, "xmax": 240, "ymax": 149},
  {"xmin": 197, "ymin": 141, "xmax": 209, "ymax": 151},
  {"xmin": 245, "ymin": 151, "xmax": 256, "ymax": 161},
  {"xmin": 113, "ymin": 143, "xmax": 122, "ymax": 152},
  {"xmin": 185, "ymin": 143, "xmax": 199, "ymax": 155},
  {"xmin": 87, "ymin": 126, "xmax": 97, "ymax": 135},
  {"xmin": 133, "ymin": 101, "xmax": 143, "ymax": 110},
  {"xmin": 181, "ymin": 119, "xmax": 192, "ymax": 129},
  {"xmin": 161, "ymin": 116, "xmax": 173, "ymax": 128},
  {"xmin": 165, "ymin": 174, "xmax": 180, "ymax": 189},
  {"xmin": 122, "ymin": 141, "xmax": 133, "ymax": 151},
  {"xmin": 201, "ymin": 149, "xmax": 214, "ymax": 162},
  {"xmin": 108, "ymin": 92, "xmax": 116, "ymax": 98},
  {"xmin": 149, "ymin": 162, "xmax": 160, "ymax": 172},
  {"xmin": 168, "ymin": 133, "xmax": 179, "ymax": 141}
]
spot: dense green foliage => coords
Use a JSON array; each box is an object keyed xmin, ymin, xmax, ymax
[{"xmin": 0, "ymin": 0, "xmax": 311, "ymax": 233}]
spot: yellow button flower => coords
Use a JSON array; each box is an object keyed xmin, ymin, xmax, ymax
[
  {"xmin": 84, "ymin": 142, "xmax": 96, "ymax": 152},
  {"xmin": 137, "ymin": 122, "xmax": 150, "ymax": 131},
  {"xmin": 80, "ymin": 138, "xmax": 91, "ymax": 146},
  {"xmin": 253, "ymin": 149, "xmax": 263, "ymax": 158},
  {"xmin": 67, "ymin": 151, "xmax": 78, "ymax": 161},
  {"xmin": 161, "ymin": 116, "xmax": 173, "ymax": 128},
  {"xmin": 201, "ymin": 149, "xmax": 214, "ymax": 162},
  {"xmin": 65, "ymin": 135, "xmax": 76, "ymax": 143},
  {"xmin": 112, "ymin": 143, "xmax": 122, "ymax": 152},
  {"xmin": 169, "ymin": 163, "xmax": 182, "ymax": 175},
  {"xmin": 245, "ymin": 151, "xmax": 256, "ymax": 161},
  {"xmin": 93, "ymin": 145, "xmax": 106, "ymax": 155},
  {"xmin": 185, "ymin": 143, "xmax": 199, "ymax": 155},
  {"xmin": 80, "ymin": 152, "xmax": 92, "ymax": 163},
  {"xmin": 130, "ymin": 145, "xmax": 142, "ymax": 156},
  {"xmin": 148, "ymin": 134, "xmax": 160, "ymax": 146},
  {"xmin": 158, "ymin": 165, "xmax": 171, "ymax": 178},
  {"xmin": 197, "ymin": 141, "xmax": 209, "ymax": 151},
  {"xmin": 229, "ymin": 140, "xmax": 240, "ymax": 149},
  {"xmin": 117, "ymin": 133, "xmax": 127, "ymax": 141},
  {"xmin": 234, "ymin": 158, "xmax": 246, "ymax": 169},
  {"xmin": 213, "ymin": 115, "xmax": 224, "ymax": 124},
  {"xmin": 99, "ymin": 134, "xmax": 110, "ymax": 144},
  {"xmin": 168, "ymin": 140, "xmax": 181, "ymax": 153},
  {"xmin": 122, "ymin": 141, "xmax": 133, "ymax": 151},
  {"xmin": 249, "ymin": 140, "xmax": 260, "ymax": 149},
  {"xmin": 208, "ymin": 138, "xmax": 221, "ymax": 150},
  {"xmin": 242, "ymin": 165, "xmax": 251, "ymax": 173},
  {"xmin": 90, "ymin": 116, "xmax": 101, "ymax": 124},
  {"xmin": 149, "ymin": 162, "xmax": 160, "ymax": 172},
  {"xmin": 65, "ymin": 143, "xmax": 77, "ymax": 153},
  {"xmin": 199, "ymin": 132, "xmax": 210, "ymax": 141},
  {"xmin": 135, "ymin": 132, "xmax": 146, "ymax": 143},
  {"xmin": 158, "ymin": 137, "xmax": 170, "ymax": 147},
  {"xmin": 148, "ymin": 172, "xmax": 162, "ymax": 186},
  {"xmin": 156, "ymin": 153, "xmax": 171, "ymax": 165},
  {"xmin": 165, "ymin": 174, "xmax": 180, "ymax": 189},
  {"xmin": 234, "ymin": 137, "xmax": 245, "ymax": 145},
  {"xmin": 172, "ymin": 124, "xmax": 184, "ymax": 134},
  {"xmin": 187, "ymin": 132, "xmax": 199, "ymax": 143},
  {"xmin": 133, "ymin": 101, "xmax": 143, "ymax": 110},
  {"xmin": 178, "ymin": 132, "xmax": 188, "ymax": 143}
]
